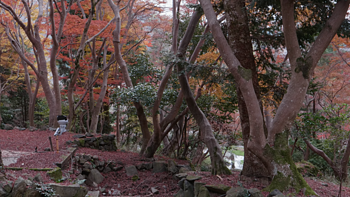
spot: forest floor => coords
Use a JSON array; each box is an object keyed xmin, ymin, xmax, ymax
[{"xmin": 0, "ymin": 129, "xmax": 350, "ymax": 196}]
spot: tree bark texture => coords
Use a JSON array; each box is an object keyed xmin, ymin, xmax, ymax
[
  {"xmin": 224, "ymin": 0, "xmax": 269, "ymax": 178},
  {"xmin": 199, "ymin": 0, "xmax": 349, "ymax": 193}
]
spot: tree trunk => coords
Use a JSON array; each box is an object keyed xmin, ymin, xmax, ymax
[
  {"xmin": 90, "ymin": 46, "xmax": 109, "ymax": 133},
  {"xmin": 224, "ymin": 0, "xmax": 270, "ymax": 178},
  {"xmin": 263, "ymin": 132, "xmax": 314, "ymax": 194},
  {"xmin": 108, "ymin": 0, "xmax": 151, "ymax": 154}
]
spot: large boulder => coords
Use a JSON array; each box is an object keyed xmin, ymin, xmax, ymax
[{"xmin": 49, "ymin": 183, "xmax": 88, "ymax": 197}]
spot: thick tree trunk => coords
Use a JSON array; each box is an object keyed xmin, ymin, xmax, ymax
[
  {"xmin": 263, "ymin": 132, "xmax": 315, "ymax": 195},
  {"xmin": 224, "ymin": 0, "xmax": 269, "ymax": 178}
]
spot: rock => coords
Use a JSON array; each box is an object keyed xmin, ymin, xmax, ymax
[
  {"xmin": 108, "ymin": 189, "xmax": 121, "ymax": 196},
  {"xmin": 174, "ymin": 189, "xmax": 184, "ymax": 197},
  {"xmin": 321, "ymin": 183, "xmax": 328, "ymax": 187},
  {"xmin": 112, "ymin": 166, "xmax": 123, "ymax": 171},
  {"xmin": 73, "ymin": 134, "xmax": 86, "ymax": 139},
  {"xmin": 86, "ymin": 191, "xmax": 100, "ymax": 197},
  {"xmin": 103, "ymin": 166, "xmax": 111, "ymax": 173},
  {"xmin": 4, "ymin": 124, "xmax": 13, "ymax": 130},
  {"xmin": 83, "ymin": 162, "xmax": 93, "ymax": 173},
  {"xmin": 125, "ymin": 165, "xmax": 138, "ymax": 177},
  {"xmin": 24, "ymin": 188, "xmax": 41, "ymax": 197},
  {"xmin": 12, "ymin": 177, "xmax": 27, "ymax": 197},
  {"xmin": 137, "ymin": 163, "xmax": 152, "ymax": 170},
  {"xmin": 183, "ymin": 180, "xmax": 194, "ymax": 197},
  {"xmin": 168, "ymin": 160, "xmax": 178, "ymax": 174},
  {"xmin": 0, "ymin": 187, "xmax": 8, "ymax": 197},
  {"xmin": 49, "ymin": 183, "xmax": 88, "ymax": 197},
  {"xmin": 76, "ymin": 174, "xmax": 85, "ymax": 180},
  {"xmin": 44, "ymin": 147, "xmax": 51, "ymax": 151},
  {"xmin": 226, "ymin": 187, "xmax": 248, "ymax": 197},
  {"xmin": 296, "ymin": 161, "xmax": 322, "ymax": 177},
  {"xmin": 186, "ymin": 175, "xmax": 202, "ymax": 182},
  {"xmin": 267, "ymin": 189, "xmax": 284, "ymax": 197},
  {"xmin": 198, "ymin": 185, "xmax": 210, "ymax": 197},
  {"xmin": 86, "ymin": 169, "xmax": 104, "ymax": 185},
  {"xmin": 205, "ymin": 184, "xmax": 231, "ymax": 194},
  {"xmin": 248, "ymin": 188, "xmax": 264, "ymax": 197},
  {"xmin": 47, "ymin": 167, "xmax": 62, "ymax": 182},
  {"xmin": 178, "ymin": 178, "xmax": 186, "ymax": 189},
  {"xmin": 153, "ymin": 161, "xmax": 168, "ymax": 173},
  {"xmin": 175, "ymin": 173, "xmax": 188, "ymax": 179},
  {"xmin": 86, "ymin": 133, "xmax": 94, "ymax": 137},
  {"xmin": 151, "ymin": 187, "xmax": 159, "ymax": 194},
  {"xmin": 194, "ymin": 182, "xmax": 205, "ymax": 196},
  {"xmin": 0, "ymin": 180, "xmax": 13, "ymax": 193},
  {"xmin": 179, "ymin": 167, "xmax": 190, "ymax": 173}
]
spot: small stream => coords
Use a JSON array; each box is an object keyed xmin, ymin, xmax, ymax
[{"xmin": 223, "ymin": 152, "xmax": 244, "ymax": 170}]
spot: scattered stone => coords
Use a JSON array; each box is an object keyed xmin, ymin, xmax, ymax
[
  {"xmin": 86, "ymin": 191, "xmax": 100, "ymax": 197},
  {"xmin": 137, "ymin": 163, "xmax": 152, "ymax": 170},
  {"xmin": 49, "ymin": 183, "xmax": 88, "ymax": 197},
  {"xmin": 4, "ymin": 124, "xmax": 13, "ymax": 130},
  {"xmin": 226, "ymin": 187, "xmax": 248, "ymax": 197},
  {"xmin": 267, "ymin": 189, "xmax": 284, "ymax": 197},
  {"xmin": 1, "ymin": 180, "xmax": 13, "ymax": 193},
  {"xmin": 248, "ymin": 188, "xmax": 264, "ymax": 197},
  {"xmin": 86, "ymin": 169, "xmax": 104, "ymax": 185},
  {"xmin": 186, "ymin": 175, "xmax": 202, "ymax": 182},
  {"xmin": 198, "ymin": 185, "xmax": 210, "ymax": 197},
  {"xmin": 112, "ymin": 166, "xmax": 123, "ymax": 171},
  {"xmin": 47, "ymin": 167, "xmax": 62, "ymax": 182},
  {"xmin": 205, "ymin": 184, "xmax": 231, "ymax": 194},
  {"xmin": 73, "ymin": 134, "xmax": 86, "ymax": 139},
  {"xmin": 0, "ymin": 187, "xmax": 8, "ymax": 197},
  {"xmin": 178, "ymin": 178, "xmax": 186, "ymax": 189},
  {"xmin": 175, "ymin": 173, "xmax": 188, "ymax": 179},
  {"xmin": 194, "ymin": 182, "xmax": 206, "ymax": 196},
  {"xmin": 108, "ymin": 189, "xmax": 121, "ymax": 196},
  {"xmin": 179, "ymin": 167, "xmax": 190, "ymax": 173},
  {"xmin": 321, "ymin": 183, "xmax": 328, "ymax": 187},
  {"xmin": 167, "ymin": 160, "xmax": 178, "ymax": 174},
  {"xmin": 24, "ymin": 187, "xmax": 41, "ymax": 197},
  {"xmin": 12, "ymin": 177, "xmax": 27, "ymax": 197},
  {"xmin": 44, "ymin": 147, "xmax": 51, "ymax": 152},
  {"xmin": 174, "ymin": 189, "xmax": 184, "ymax": 197},
  {"xmin": 125, "ymin": 165, "xmax": 138, "ymax": 177},
  {"xmin": 86, "ymin": 133, "xmax": 94, "ymax": 137},
  {"xmin": 152, "ymin": 161, "xmax": 167, "ymax": 173},
  {"xmin": 183, "ymin": 180, "xmax": 194, "ymax": 197},
  {"xmin": 76, "ymin": 174, "xmax": 85, "ymax": 180},
  {"xmin": 103, "ymin": 166, "xmax": 111, "ymax": 173},
  {"xmin": 151, "ymin": 187, "xmax": 159, "ymax": 194}
]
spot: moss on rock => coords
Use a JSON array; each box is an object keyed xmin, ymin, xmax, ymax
[{"xmin": 47, "ymin": 167, "xmax": 62, "ymax": 182}]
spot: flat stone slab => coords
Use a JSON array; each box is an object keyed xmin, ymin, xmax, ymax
[
  {"xmin": 86, "ymin": 191, "xmax": 100, "ymax": 197},
  {"xmin": 2, "ymin": 150, "xmax": 32, "ymax": 166}
]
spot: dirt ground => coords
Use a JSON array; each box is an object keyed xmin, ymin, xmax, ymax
[{"xmin": 0, "ymin": 129, "xmax": 349, "ymax": 196}]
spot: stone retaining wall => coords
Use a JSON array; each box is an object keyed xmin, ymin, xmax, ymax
[{"xmin": 72, "ymin": 134, "xmax": 117, "ymax": 151}]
